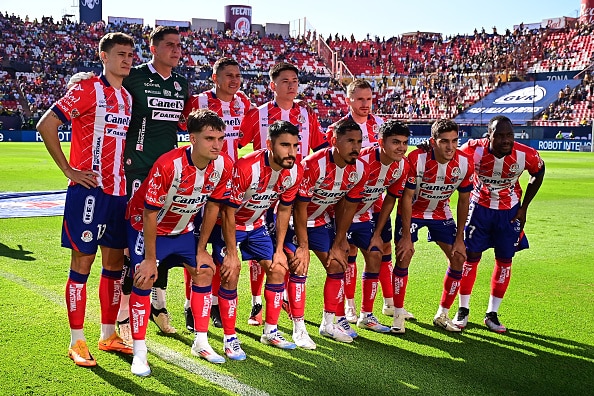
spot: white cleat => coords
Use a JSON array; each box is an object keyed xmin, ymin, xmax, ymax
[{"xmin": 319, "ymin": 323, "xmax": 353, "ymax": 343}]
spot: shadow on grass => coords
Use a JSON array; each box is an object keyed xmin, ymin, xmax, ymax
[{"xmin": 0, "ymin": 242, "xmax": 35, "ymax": 261}]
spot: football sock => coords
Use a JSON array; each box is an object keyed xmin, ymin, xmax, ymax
[
  {"xmin": 129, "ymin": 287, "xmax": 151, "ymax": 341},
  {"xmin": 392, "ymin": 266, "xmax": 409, "ymax": 309},
  {"xmin": 379, "ymin": 254, "xmax": 394, "ymax": 298},
  {"xmin": 323, "ymin": 272, "xmax": 344, "ymax": 314},
  {"xmin": 99, "ymin": 268, "xmax": 123, "ymax": 328},
  {"xmin": 191, "ymin": 284, "xmax": 212, "ymax": 333},
  {"xmin": 151, "ymin": 287, "xmax": 166, "ymax": 310},
  {"xmin": 288, "ymin": 274, "xmax": 306, "ymax": 319},
  {"xmin": 344, "ymin": 256, "xmax": 357, "ymax": 299},
  {"xmin": 66, "ymin": 269, "xmax": 89, "ymax": 331},
  {"xmin": 361, "ymin": 272, "xmax": 379, "ymax": 313},
  {"xmin": 440, "ymin": 266, "xmax": 462, "ymax": 309},
  {"xmin": 218, "ymin": 287, "xmax": 238, "ymax": 336},
  {"xmin": 264, "ymin": 283, "xmax": 284, "ymax": 326},
  {"xmin": 491, "ymin": 258, "xmax": 512, "ymax": 298}
]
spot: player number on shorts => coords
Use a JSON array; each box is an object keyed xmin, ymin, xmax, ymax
[
  {"xmin": 466, "ymin": 225, "xmax": 476, "ymax": 239},
  {"xmin": 97, "ymin": 224, "xmax": 106, "ymax": 240}
]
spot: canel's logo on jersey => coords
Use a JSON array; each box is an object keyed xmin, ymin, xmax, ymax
[
  {"xmin": 493, "ymin": 86, "xmax": 546, "ymax": 104},
  {"xmin": 80, "ymin": 0, "xmax": 100, "ymax": 10}
]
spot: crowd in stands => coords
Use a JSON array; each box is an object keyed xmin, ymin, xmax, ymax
[{"xmin": 1, "ymin": 10, "xmax": 594, "ymax": 130}]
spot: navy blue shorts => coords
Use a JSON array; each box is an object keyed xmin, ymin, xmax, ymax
[
  {"xmin": 285, "ymin": 222, "xmax": 335, "ymax": 253},
  {"xmin": 395, "ymin": 215, "xmax": 457, "ymax": 245},
  {"xmin": 211, "ymin": 224, "xmax": 274, "ymax": 263},
  {"xmin": 347, "ymin": 221, "xmax": 380, "ymax": 251},
  {"xmin": 127, "ymin": 223, "xmax": 197, "ymax": 273},
  {"xmin": 61, "ymin": 185, "xmax": 127, "ymax": 254},
  {"xmin": 465, "ymin": 202, "xmax": 525, "ymax": 259},
  {"xmin": 372, "ymin": 212, "xmax": 392, "ymax": 243}
]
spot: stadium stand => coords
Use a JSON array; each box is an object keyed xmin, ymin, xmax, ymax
[{"xmin": 1, "ymin": 10, "xmax": 593, "ymax": 130}]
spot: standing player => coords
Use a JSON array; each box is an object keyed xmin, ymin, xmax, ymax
[
  {"xmin": 126, "ymin": 109, "xmax": 233, "ymax": 375},
  {"xmin": 120, "ymin": 26, "xmax": 190, "ymax": 337},
  {"xmin": 373, "ymin": 119, "xmax": 474, "ymax": 333},
  {"xmin": 36, "ymin": 32, "xmax": 135, "ymax": 367},
  {"xmin": 182, "ymin": 57, "xmax": 252, "ymax": 331},
  {"xmin": 238, "ymin": 62, "xmax": 327, "ymax": 328},
  {"xmin": 286, "ymin": 118, "xmax": 368, "ymax": 344},
  {"xmin": 348, "ymin": 120, "xmax": 410, "ymax": 335},
  {"xmin": 326, "ymin": 79, "xmax": 395, "ymax": 323},
  {"xmin": 210, "ymin": 120, "xmax": 303, "ymax": 352},
  {"xmin": 452, "ymin": 115, "xmax": 545, "ymax": 333}
]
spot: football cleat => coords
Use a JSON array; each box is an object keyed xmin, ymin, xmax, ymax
[
  {"xmin": 117, "ymin": 318, "xmax": 133, "ymax": 345},
  {"xmin": 98, "ymin": 332, "xmax": 133, "ymax": 354},
  {"xmin": 319, "ymin": 323, "xmax": 353, "ymax": 343},
  {"xmin": 337, "ymin": 316, "xmax": 358, "ymax": 338},
  {"xmin": 247, "ymin": 303, "xmax": 263, "ymax": 326},
  {"xmin": 382, "ymin": 306, "xmax": 416, "ymax": 320},
  {"xmin": 224, "ymin": 337, "xmax": 247, "ymax": 361},
  {"xmin": 68, "ymin": 340, "xmax": 97, "ymax": 367},
  {"xmin": 210, "ymin": 304, "xmax": 223, "ymax": 328},
  {"xmin": 484, "ymin": 312, "xmax": 507, "ymax": 333},
  {"xmin": 185, "ymin": 306, "xmax": 195, "ymax": 332},
  {"xmin": 260, "ymin": 330, "xmax": 297, "ymax": 350},
  {"xmin": 131, "ymin": 356, "xmax": 151, "ymax": 377},
  {"xmin": 433, "ymin": 313, "xmax": 462, "ymax": 332},
  {"xmin": 453, "ymin": 307, "xmax": 470, "ymax": 329},
  {"xmin": 292, "ymin": 328, "xmax": 317, "ymax": 350},
  {"xmin": 191, "ymin": 342, "xmax": 225, "ymax": 364},
  {"xmin": 356, "ymin": 313, "xmax": 391, "ymax": 333},
  {"xmin": 390, "ymin": 314, "xmax": 406, "ymax": 334},
  {"xmin": 150, "ymin": 306, "xmax": 177, "ymax": 334}
]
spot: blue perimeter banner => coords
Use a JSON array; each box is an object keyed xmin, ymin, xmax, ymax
[
  {"xmin": 80, "ymin": 0, "xmax": 102, "ymax": 24},
  {"xmin": 0, "ymin": 190, "xmax": 65, "ymax": 218},
  {"xmin": 454, "ymin": 80, "xmax": 582, "ymax": 124}
]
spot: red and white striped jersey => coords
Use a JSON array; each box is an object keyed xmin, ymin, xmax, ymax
[
  {"xmin": 51, "ymin": 75, "xmax": 132, "ymax": 196},
  {"xmin": 354, "ymin": 146, "xmax": 409, "ymax": 223},
  {"xmin": 227, "ymin": 149, "xmax": 303, "ymax": 231},
  {"xmin": 182, "ymin": 89, "xmax": 251, "ymax": 162},
  {"xmin": 404, "ymin": 148, "xmax": 474, "ymax": 220},
  {"xmin": 326, "ymin": 113, "xmax": 384, "ymax": 148},
  {"xmin": 298, "ymin": 147, "xmax": 368, "ymax": 227},
  {"xmin": 460, "ymin": 138, "xmax": 544, "ymax": 210},
  {"xmin": 126, "ymin": 146, "xmax": 232, "ymax": 235},
  {"xmin": 238, "ymin": 100, "xmax": 327, "ymax": 161}
]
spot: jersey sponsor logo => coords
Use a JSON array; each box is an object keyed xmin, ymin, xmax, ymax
[
  {"xmin": 81, "ymin": 230, "xmax": 93, "ymax": 242},
  {"xmin": 148, "ymin": 97, "xmax": 184, "ymax": 110},
  {"xmin": 105, "ymin": 113, "xmax": 130, "ymax": 127},
  {"xmin": 152, "ymin": 110, "xmax": 181, "ymax": 121},
  {"xmin": 144, "ymin": 90, "xmax": 161, "ymax": 94},
  {"xmin": 172, "ymin": 195, "xmax": 209, "ymax": 205},
  {"xmin": 144, "ymin": 79, "xmax": 161, "ymax": 88},
  {"xmin": 163, "ymin": 89, "xmax": 172, "ymax": 97},
  {"xmin": 92, "ymin": 136, "xmax": 102, "ymax": 171},
  {"xmin": 223, "ymin": 118, "xmax": 241, "ymax": 126},
  {"xmin": 419, "ymin": 183, "xmax": 456, "ymax": 192},
  {"xmin": 105, "ymin": 128, "xmax": 126, "ymax": 138}
]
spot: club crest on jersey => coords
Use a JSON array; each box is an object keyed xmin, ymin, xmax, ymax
[
  {"xmin": 174, "ymin": 81, "xmax": 182, "ymax": 91},
  {"xmin": 81, "ymin": 230, "xmax": 93, "ymax": 243},
  {"xmin": 298, "ymin": 115, "xmax": 306, "ymax": 124},
  {"xmin": 209, "ymin": 170, "xmax": 221, "ymax": 183},
  {"xmin": 70, "ymin": 109, "xmax": 80, "ymax": 118},
  {"xmin": 348, "ymin": 172, "xmax": 359, "ymax": 183},
  {"xmin": 510, "ymin": 163, "xmax": 520, "ymax": 173},
  {"xmin": 158, "ymin": 195, "xmax": 166, "ymax": 204},
  {"xmin": 451, "ymin": 167, "xmax": 461, "ymax": 176},
  {"xmin": 392, "ymin": 168, "xmax": 402, "ymax": 178}
]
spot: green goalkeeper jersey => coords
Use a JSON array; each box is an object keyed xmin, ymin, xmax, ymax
[{"xmin": 123, "ymin": 63, "xmax": 189, "ymax": 179}]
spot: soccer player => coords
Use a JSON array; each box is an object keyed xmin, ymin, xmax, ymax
[
  {"xmin": 182, "ymin": 57, "xmax": 252, "ymax": 331},
  {"xmin": 326, "ymin": 79, "xmax": 395, "ymax": 323},
  {"xmin": 36, "ymin": 32, "xmax": 135, "ymax": 367},
  {"xmin": 238, "ymin": 62, "xmax": 327, "ymax": 328},
  {"xmin": 374, "ymin": 119, "xmax": 474, "ymax": 333},
  {"xmin": 125, "ymin": 109, "xmax": 233, "ymax": 375},
  {"xmin": 286, "ymin": 118, "xmax": 368, "ymax": 344},
  {"xmin": 348, "ymin": 120, "xmax": 410, "ymax": 334},
  {"xmin": 452, "ymin": 115, "xmax": 545, "ymax": 333},
  {"xmin": 211, "ymin": 120, "xmax": 303, "ymax": 352},
  {"xmin": 121, "ymin": 25, "xmax": 190, "ymax": 337}
]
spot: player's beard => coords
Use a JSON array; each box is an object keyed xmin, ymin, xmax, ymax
[
  {"xmin": 344, "ymin": 151, "xmax": 358, "ymax": 165},
  {"xmin": 273, "ymin": 154, "xmax": 296, "ymax": 169}
]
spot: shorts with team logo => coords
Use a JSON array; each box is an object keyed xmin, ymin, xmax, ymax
[
  {"xmin": 465, "ymin": 202, "xmax": 526, "ymax": 259},
  {"xmin": 284, "ymin": 222, "xmax": 336, "ymax": 253},
  {"xmin": 211, "ymin": 224, "xmax": 274, "ymax": 263},
  {"xmin": 347, "ymin": 221, "xmax": 380, "ymax": 251},
  {"xmin": 395, "ymin": 215, "xmax": 457, "ymax": 245},
  {"xmin": 61, "ymin": 185, "xmax": 127, "ymax": 254},
  {"xmin": 127, "ymin": 223, "xmax": 197, "ymax": 275}
]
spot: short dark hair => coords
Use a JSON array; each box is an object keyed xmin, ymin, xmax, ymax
[
  {"xmin": 379, "ymin": 120, "xmax": 411, "ymax": 139},
  {"xmin": 150, "ymin": 26, "xmax": 180, "ymax": 46},
  {"xmin": 268, "ymin": 120, "xmax": 299, "ymax": 142},
  {"xmin": 431, "ymin": 119, "xmax": 459, "ymax": 139},
  {"xmin": 186, "ymin": 109, "xmax": 226, "ymax": 134},
  {"xmin": 333, "ymin": 118, "xmax": 361, "ymax": 137},
  {"xmin": 269, "ymin": 62, "xmax": 299, "ymax": 81},
  {"xmin": 213, "ymin": 57, "xmax": 240, "ymax": 75},
  {"xmin": 488, "ymin": 115, "xmax": 512, "ymax": 133},
  {"xmin": 99, "ymin": 32, "xmax": 134, "ymax": 54},
  {"xmin": 346, "ymin": 79, "xmax": 372, "ymax": 97}
]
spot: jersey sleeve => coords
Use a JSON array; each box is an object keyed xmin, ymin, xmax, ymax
[
  {"xmin": 279, "ymin": 164, "xmax": 303, "ymax": 206},
  {"xmin": 345, "ymin": 161, "xmax": 368, "ymax": 202},
  {"xmin": 209, "ymin": 155, "xmax": 234, "ymax": 203},
  {"xmin": 403, "ymin": 152, "xmax": 418, "ymax": 191},
  {"xmin": 238, "ymin": 107, "xmax": 259, "ymax": 149},
  {"xmin": 307, "ymin": 108, "xmax": 328, "ymax": 151},
  {"xmin": 227, "ymin": 159, "xmax": 252, "ymax": 208},
  {"xmin": 143, "ymin": 160, "xmax": 172, "ymax": 210},
  {"xmin": 457, "ymin": 154, "xmax": 475, "ymax": 193},
  {"xmin": 51, "ymin": 82, "xmax": 95, "ymax": 124},
  {"xmin": 525, "ymin": 148, "xmax": 545, "ymax": 177},
  {"xmin": 297, "ymin": 158, "xmax": 318, "ymax": 201}
]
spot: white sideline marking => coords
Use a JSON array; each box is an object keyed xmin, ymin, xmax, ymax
[{"xmin": 0, "ymin": 270, "xmax": 270, "ymax": 396}]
